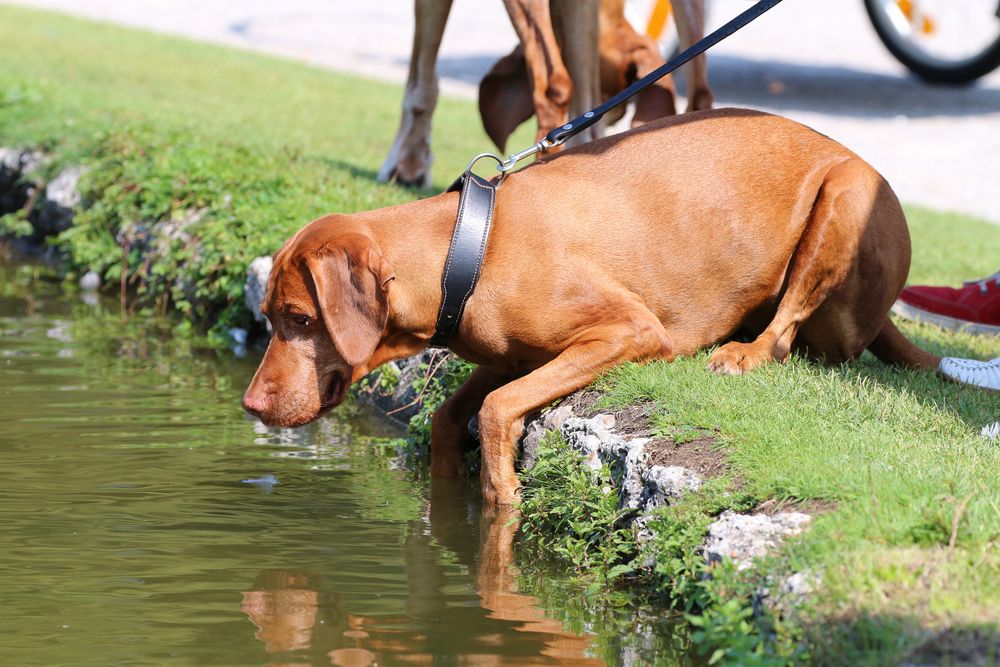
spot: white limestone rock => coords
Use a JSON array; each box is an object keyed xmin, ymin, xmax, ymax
[
  {"xmin": 703, "ymin": 510, "xmax": 812, "ymax": 570},
  {"xmin": 245, "ymin": 255, "xmax": 273, "ymax": 327}
]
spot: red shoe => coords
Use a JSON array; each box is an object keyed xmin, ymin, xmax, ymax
[{"xmin": 892, "ymin": 271, "xmax": 1000, "ymax": 336}]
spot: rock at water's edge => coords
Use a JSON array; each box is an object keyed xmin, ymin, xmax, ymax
[
  {"xmin": 33, "ymin": 166, "xmax": 86, "ymax": 239},
  {"xmin": 703, "ymin": 510, "xmax": 812, "ymax": 570},
  {"xmin": 245, "ymin": 255, "xmax": 273, "ymax": 328}
]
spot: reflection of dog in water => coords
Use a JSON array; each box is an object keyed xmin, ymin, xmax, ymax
[
  {"xmin": 240, "ymin": 482, "xmax": 603, "ymax": 666},
  {"xmin": 240, "ymin": 569, "xmax": 342, "ymax": 655}
]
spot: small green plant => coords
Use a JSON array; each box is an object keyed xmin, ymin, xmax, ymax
[
  {"xmin": 518, "ymin": 432, "xmax": 638, "ymax": 576},
  {"xmin": 404, "ymin": 353, "xmax": 475, "ymax": 452},
  {"xmin": 0, "ymin": 210, "xmax": 33, "ymax": 237},
  {"xmin": 518, "ymin": 438, "xmax": 803, "ymax": 664}
]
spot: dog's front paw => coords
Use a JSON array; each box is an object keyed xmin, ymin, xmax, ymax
[{"xmin": 707, "ymin": 341, "xmax": 775, "ymax": 376}]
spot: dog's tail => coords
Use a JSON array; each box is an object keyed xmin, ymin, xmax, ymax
[{"xmin": 867, "ymin": 317, "xmax": 941, "ymax": 370}]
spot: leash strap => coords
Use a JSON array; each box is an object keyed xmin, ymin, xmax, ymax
[
  {"xmin": 430, "ymin": 172, "xmax": 496, "ymax": 348},
  {"xmin": 542, "ymin": 0, "xmax": 785, "ymax": 150}
]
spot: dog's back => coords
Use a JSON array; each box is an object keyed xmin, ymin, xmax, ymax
[{"xmin": 471, "ymin": 108, "xmax": 907, "ymax": 360}]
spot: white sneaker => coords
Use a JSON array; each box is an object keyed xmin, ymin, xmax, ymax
[
  {"xmin": 938, "ymin": 357, "xmax": 1000, "ymax": 392},
  {"xmin": 983, "ymin": 422, "xmax": 1000, "ymax": 441}
]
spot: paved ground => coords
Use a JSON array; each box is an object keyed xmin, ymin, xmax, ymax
[{"xmin": 7, "ymin": 0, "xmax": 1000, "ymax": 225}]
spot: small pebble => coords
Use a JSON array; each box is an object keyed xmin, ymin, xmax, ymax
[
  {"xmin": 241, "ymin": 474, "xmax": 278, "ymax": 493},
  {"xmin": 79, "ymin": 270, "xmax": 101, "ymax": 291}
]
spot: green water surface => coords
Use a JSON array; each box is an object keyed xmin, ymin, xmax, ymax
[{"xmin": 0, "ymin": 260, "xmax": 685, "ymax": 667}]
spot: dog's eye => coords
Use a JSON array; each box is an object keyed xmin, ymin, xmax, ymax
[{"xmin": 290, "ymin": 313, "xmax": 312, "ymax": 327}]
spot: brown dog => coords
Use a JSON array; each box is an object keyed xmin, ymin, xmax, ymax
[{"xmin": 243, "ymin": 108, "xmax": 939, "ymax": 506}]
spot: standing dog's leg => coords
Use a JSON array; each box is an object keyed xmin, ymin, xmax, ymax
[
  {"xmin": 431, "ymin": 366, "xmax": 514, "ymax": 477},
  {"xmin": 477, "ymin": 306, "xmax": 674, "ymax": 505},
  {"xmin": 378, "ymin": 0, "xmax": 453, "ymax": 188},
  {"xmin": 551, "ymin": 0, "xmax": 602, "ymax": 146},
  {"xmin": 708, "ymin": 159, "xmax": 894, "ymax": 375},
  {"xmin": 671, "ymin": 0, "xmax": 713, "ymax": 111},
  {"xmin": 503, "ymin": 0, "xmax": 575, "ymax": 147}
]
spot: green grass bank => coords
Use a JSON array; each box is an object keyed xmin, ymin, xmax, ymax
[{"xmin": 2, "ymin": 5, "xmax": 999, "ymax": 665}]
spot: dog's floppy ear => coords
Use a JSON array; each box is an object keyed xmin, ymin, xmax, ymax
[
  {"xmin": 306, "ymin": 235, "xmax": 395, "ymax": 368},
  {"xmin": 479, "ymin": 45, "xmax": 535, "ymax": 153}
]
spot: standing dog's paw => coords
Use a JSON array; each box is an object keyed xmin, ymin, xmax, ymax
[{"xmin": 707, "ymin": 341, "xmax": 775, "ymax": 376}]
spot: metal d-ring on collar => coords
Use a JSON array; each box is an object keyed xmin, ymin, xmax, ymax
[{"xmin": 430, "ymin": 0, "xmax": 786, "ymax": 348}]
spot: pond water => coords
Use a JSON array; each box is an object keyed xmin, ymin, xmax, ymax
[{"xmin": 0, "ymin": 260, "xmax": 687, "ymax": 667}]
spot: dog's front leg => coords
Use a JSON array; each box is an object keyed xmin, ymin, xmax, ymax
[
  {"xmin": 431, "ymin": 366, "xmax": 514, "ymax": 477},
  {"xmin": 477, "ymin": 311, "xmax": 674, "ymax": 505}
]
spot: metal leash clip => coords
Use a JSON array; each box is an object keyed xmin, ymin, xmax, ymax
[
  {"xmin": 455, "ymin": 138, "xmax": 553, "ymax": 187},
  {"xmin": 495, "ymin": 138, "xmax": 556, "ymax": 183},
  {"xmin": 462, "ymin": 141, "xmax": 554, "ymax": 187}
]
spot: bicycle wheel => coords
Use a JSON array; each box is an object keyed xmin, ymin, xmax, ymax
[{"xmin": 864, "ymin": 0, "xmax": 1000, "ymax": 84}]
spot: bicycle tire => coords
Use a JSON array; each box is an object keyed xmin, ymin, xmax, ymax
[{"xmin": 864, "ymin": 0, "xmax": 1000, "ymax": 84}]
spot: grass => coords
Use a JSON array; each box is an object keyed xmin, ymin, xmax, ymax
[
  {"xmin": 0, "ymin": 3, "xmax": 532, "ymax": 332},
  {"xmin": 1, "ymin": 5, "xmax": 999, "ymax": 664}
]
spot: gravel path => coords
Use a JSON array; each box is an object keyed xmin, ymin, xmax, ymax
[{"xmin": 7, "ymin": 0, "xmax": 999, "ymax": 224}]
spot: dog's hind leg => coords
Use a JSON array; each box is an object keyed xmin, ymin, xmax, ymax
[
  {"xmin": 378, "ymin": 0, "xmax": 453, "ymax": 188},
  {"xmin": 709, "ymin": 158, "xmax": 905, "ymax": 375},
  {"xmin": 431, "ymin": 366, "xmax": 514, "ymax": 478},
  {"xmin": 477, "ymin": 304, "xmax": 674, "ymax": 505}
]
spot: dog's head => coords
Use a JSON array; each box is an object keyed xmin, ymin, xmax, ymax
[{"xmin": 242, "ymin": 224, "xmax": 395, "ymax": 427}]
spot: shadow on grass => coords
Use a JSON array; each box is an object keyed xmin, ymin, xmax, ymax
[
  {"xmin": 806, "ymin": 613, "xmax": 1000, "ymax": 667},
  {"xmin": 313, "ymin": 157, "xmax": 381, "ymax": 184},
  {"xmin": 314, "ymin": 156, "xmax": 445, "ymax": 195}
]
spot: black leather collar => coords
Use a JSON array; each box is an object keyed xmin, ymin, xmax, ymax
[{"xmin": 430, "ymin": 172, "xmax": 496, "ymax": 348}]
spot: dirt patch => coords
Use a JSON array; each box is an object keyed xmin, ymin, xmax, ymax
[
  {"xmin": 558, "ymin": 390, "xmax": 729, "ymax": 479},
  {"xmin": 645, "ymin": 435, "xmax": 728, "ymax": 479},
  {"xmin": 564, "ymin": 392, "xmax": 659, "ymax": 438},
  {"xmin": 563, "ymin": 389, "xmax": 603, "ymax": 417},
  {"xmin": 609, "ymin": 402, "xmax": 660, "ymax": 438}
]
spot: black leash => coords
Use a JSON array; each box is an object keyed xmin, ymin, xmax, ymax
[
  {"xmin": 542, "ymin": 0, "xmax": 785, "ymax": 149},
  {"xmin": 430, "ymin": 0, "xmax": 785, "ymax": 348}
]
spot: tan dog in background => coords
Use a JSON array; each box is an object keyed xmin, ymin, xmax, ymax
[
  {"xmin": 478, "ymin": 0, "xmax": 712, "ymax": 153},
  {"xmin": 379, "ymin": 0, "xmax": 709, "ymax": 187},
  {"xmin": 244, "ymin": 108, "xmax": 939, "ymax": 506}
]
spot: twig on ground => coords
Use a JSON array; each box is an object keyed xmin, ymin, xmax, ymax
[
  {"xmin": 386, "ymin": 351, "xmax": 449, "ymax": 416},
  {"xmin": 948, "ymin": 493, "xmax": 973, "ymax": 556}
]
